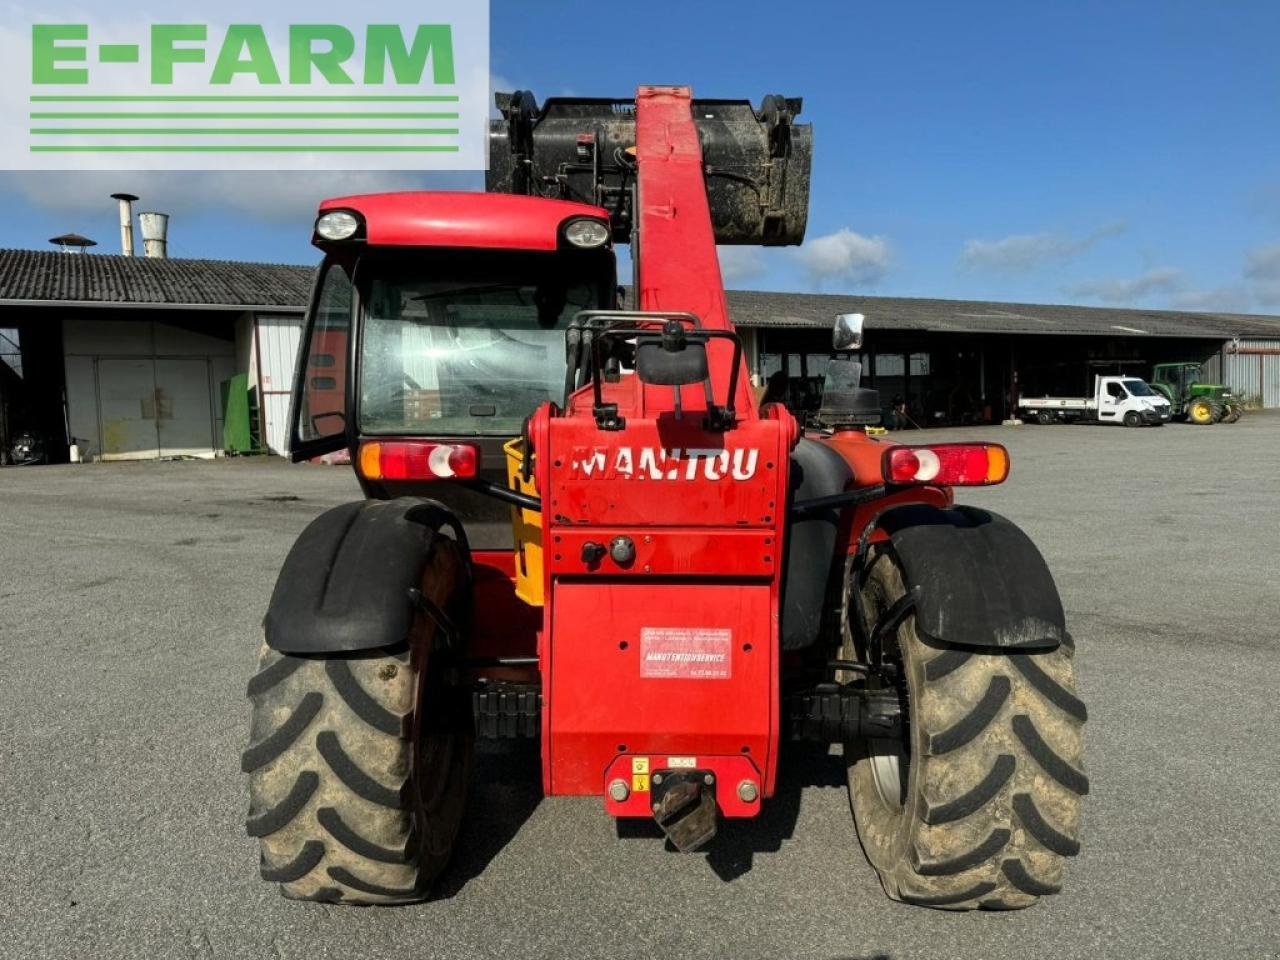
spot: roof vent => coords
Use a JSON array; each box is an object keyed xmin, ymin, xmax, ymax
[
  {"xmin": 111, "ymin": 192, "xmax": 139, "ymax": 257},
  {"xmin": 139, "ymin": 212, "xmax": 169, "ymax": 259},
  {"xmin": 49, "ymin": 232, "xmax": 97, "ymax": 254}
]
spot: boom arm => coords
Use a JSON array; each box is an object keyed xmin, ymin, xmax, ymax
[{"xmin": 488, "ymin": 86, "xmax": 812, "ymax": 422}]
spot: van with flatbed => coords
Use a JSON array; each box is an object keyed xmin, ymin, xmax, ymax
[{"xmin": 1019, "ymin": 375, "xmax": 1171, "ymax": 427}]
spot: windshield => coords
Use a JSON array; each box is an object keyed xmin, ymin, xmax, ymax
[
  {"xmin": 1123, "ymin": 379, "xmax": 1158, "ymax": 397},
  {"xmin": 358, "ymin": 251, "xmax": 610, "ymax": 436}
]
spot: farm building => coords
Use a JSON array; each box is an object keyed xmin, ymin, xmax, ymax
[{"xmin": 2, "ymin": 247, "xmax": 1279, "ymax": 463}]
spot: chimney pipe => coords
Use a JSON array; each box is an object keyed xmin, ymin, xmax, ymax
[
  {"xmin": 139, "ymin": 212, "xmax": 169, "ymax": 259},
  {"xmin": 110, "ymin": 192, "xmax": 138, "ymax": 256}
]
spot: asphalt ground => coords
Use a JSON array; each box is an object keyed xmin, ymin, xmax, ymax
[{"xmin": 2, "ymin": 414, "xmax": 1279, "ymax": 960}]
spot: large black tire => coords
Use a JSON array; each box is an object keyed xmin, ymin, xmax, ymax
[
  {"xmin": 842, "ymin": 544, "xmax": 1087, "ymax": 910},
  {"xmin": 1221, "ymin": 403, "xmax": 1242, "ymax": 424},
  {"xmin": 243, "ymin": 543, "xmax": 471, "ymax": 904},
  {"xmin": 1122, "ymin": 411, "xmax": 1142, "ymax": 428}
]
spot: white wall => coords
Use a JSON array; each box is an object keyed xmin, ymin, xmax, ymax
[{"xmin": 252, "ymin": 315, "xmax": 305, "ymax": 455}]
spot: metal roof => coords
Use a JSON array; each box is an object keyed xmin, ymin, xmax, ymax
[
  {"xmin": 0, "ymin": 248, "xmax": 312, "ymax": 311},
  {"xmin": 3, "ymin": 247, "xmax": 1278, "ymax": 341},
  {"xmin": 722, "ymin": 289, "xmax": 1280, "ymax": 340}
]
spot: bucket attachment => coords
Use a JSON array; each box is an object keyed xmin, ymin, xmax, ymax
[{"xmin": 488, "ymin": 91, "xmax": 812, "ymax": 246}]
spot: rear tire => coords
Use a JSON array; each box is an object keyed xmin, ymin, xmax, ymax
[
  {"xmin": 844, "ymin": 545, "xmax": 1087, "ymax": 910},
  {"xmin": 1036, "ymin": 412, "xmax": 1056, "ymax": 426},
  {"xmin": 243, "ymin": 542, "xmax": 471, "ymax": 904}
]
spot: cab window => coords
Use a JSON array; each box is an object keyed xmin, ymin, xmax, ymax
[{"xmin": 294, "ymin": 263, "xmax": 353, "ymax": 446}]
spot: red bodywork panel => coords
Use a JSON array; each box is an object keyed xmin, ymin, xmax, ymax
[
  {"xmin": 528, "ymin": 89, "xmax": 792, "ymax": 808},
  {"xmin": 317, "ymin": 191, "xmax": 610, "ymax": 251}
]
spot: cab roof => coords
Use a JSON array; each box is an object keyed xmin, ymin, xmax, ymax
[{"xmin": 316, "ymin": 191, "xmax": 610, "ymax": 251}]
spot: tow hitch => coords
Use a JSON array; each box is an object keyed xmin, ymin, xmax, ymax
[{"xmin": 651, "ymin": 770, "xmax": 719, "ymax": 852}]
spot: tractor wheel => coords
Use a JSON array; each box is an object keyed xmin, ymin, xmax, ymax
[
  {"xmin": 243, "ymin": 545, "xmax": 471, "ymax": 904},
  {"xmin": 1122, "ymin": 411, "xmax": 1142, "ymax": 428},
  {"xmin": 842, "ymin": 544, "xmax": 1087, "ymax": 910},
  {"xmin": 1187, "ymin": 398, "xmax": 1216, "ymax": 425},
  {"xmin": 1221, "ymin": 403, "xmax": 1242, "ymax": 424}
]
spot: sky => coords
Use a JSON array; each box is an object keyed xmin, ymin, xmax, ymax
[{"xmin": 2, "ymin": 0, "xmax": 1279, "ymax": 314}]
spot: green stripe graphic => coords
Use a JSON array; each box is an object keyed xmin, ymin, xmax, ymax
[
  {"xmin": 32, "ymin": 128, "xmax": 460, "ymax": 136},
  {"xmin": 31, "ymin": 112, "xmax": 459, "ymax": 119},
  {"xmin": 30, "ymin": 145, "xmax": 462, "ymax": 153},
  {"xmin": 30, "ymin": 95, "xmax": 459, "ymax": 102},
  {"xmin": 98, "ymin": 45, "xmax": 140, "ymax": 63}
]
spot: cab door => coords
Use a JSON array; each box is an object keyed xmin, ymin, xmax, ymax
[
  {"xmin": 288, "ymin": 260, "xmax": 355, "ymax": 462},
  {"xmin": 1099, "ymin": 381, "xmax": 1126, "ymax": 423}
]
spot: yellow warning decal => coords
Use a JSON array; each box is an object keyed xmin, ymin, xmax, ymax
[
  {"xmin": 632, "ymin": 774, "xmax": 650, "ymax": 793},
  {"xmin": 631, "ymin": 757, "xmax": 650, "ymax": 775}
]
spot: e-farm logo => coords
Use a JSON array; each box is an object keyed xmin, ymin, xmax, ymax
[{"xmin": 1, "ymin": 2, "xmax": 489, "ymax": 170}]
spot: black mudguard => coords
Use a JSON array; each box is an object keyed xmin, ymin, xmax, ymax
[
  {"xmin": 264, "ymin": 498, "xmax": 467, "ymax": 655},
  {"xmin": 878, "ymin": 504, "xmax": 1065, "ymax": 650},
  {"xmin": 779, "ymin": 439, "xmax": 854, "ymax": 650}
]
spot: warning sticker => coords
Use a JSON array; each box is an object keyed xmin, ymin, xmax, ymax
[
  {"xmin": 632, "ymin": 774, "xmax": 650, "ymax": 793},
  {"xmin": 640, "ymin": 627, "xmax": 732, "ymax": 680},
  {"xmin": 631, "ymin": 757, "xmax": 650, "ymax": 775}
]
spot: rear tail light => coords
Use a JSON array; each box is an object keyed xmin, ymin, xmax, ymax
[
  {"xmin": 883, "ymin": 443, "xmax": 1009, "ymax": 486},
  {"xmin": 358, "ymin": 441, "xmax": 480, "ymax": 481}
]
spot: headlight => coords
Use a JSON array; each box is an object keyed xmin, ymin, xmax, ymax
[
  {"xmin": 315, "ymin": 210, "xmax": 361, "ymax": 241},
  {"xmin": 563, "ymin": 218, "xmax": 610, "ymax": 249}
]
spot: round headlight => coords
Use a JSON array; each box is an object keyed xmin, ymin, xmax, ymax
[
  {"xmin": 316, "ymin": 211, "xmax": 360, "ymax": 241},
  {"xmin": 563, "ymin": 218, "xmax": 609, "ymax": 249}
]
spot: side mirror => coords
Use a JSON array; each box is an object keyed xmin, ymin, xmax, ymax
[{"xmin": 833, "ymin": 312, "xmax": 865, "ymax": 351}]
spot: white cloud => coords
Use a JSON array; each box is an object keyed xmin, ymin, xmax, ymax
[
  {"xmin": 961, "ymin": 221, "xmax": 1126, "ymax": 272},
  {"xmin": 1244, "ymin": 243, "xmax": 1280, "ymax": 282},
  {"xmin": 793, "ymin": 228, "xmax": 890, "ymax": 289},
  {"xmin": 1240, "ymin": 243, "xmax": 1280, "ymax": 307},
  {"xmin": 0, "ymin": 169, "xmax": 479, "ymax": 227},
  {"xmin": 1170, "ymin": 285, "xmax": 1255, "ymax": 313},
  {"xmin": 1063, "ymin": 267, "xmax": 1184, "ymax": 304},
  {"xmin": 717, "ymin": 246, "xmax": 766, "ymax": 285}
]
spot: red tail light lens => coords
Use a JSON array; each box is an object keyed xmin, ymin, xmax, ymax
[
  {"xmin": 358, "ymin": 441, "xmax": 480, "ymax": 481},
  {"xmin": 883, "ymin": 443, "xmax": 1009, "ymax": 486}
]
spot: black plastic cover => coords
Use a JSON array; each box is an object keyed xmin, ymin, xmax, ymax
[
  {"xmin": 779, "ymin": 439, "xmax": 854, "ymax": 650},
  {"xmin": 634, "ymin": 341, "xmax": 710, "ymax": 385},
  {"xmin": 264, "ymin": 498, "xmax": 454, "ymax": 654},
  {"xmin": 878, "ymin": 504, "xmax": 1065, "ymax": 650}
]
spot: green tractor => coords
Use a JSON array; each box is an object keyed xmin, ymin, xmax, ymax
[{"xmin": 1151, "ymin": 362, "xmax": 1242, "ymax": 425}]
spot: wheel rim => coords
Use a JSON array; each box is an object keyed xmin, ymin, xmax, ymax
[
  {"xmin": 859, "ymin": 569, "xmax": 910, "ymax": 811},
  {"xmin": 868, "ymin": 739, "xmax": 907, "ymax": 808},
  {"xmin": 410, "ymin": 645, "xmax": 464, "ymax": 859}
]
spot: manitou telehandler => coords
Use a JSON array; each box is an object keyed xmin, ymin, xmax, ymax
[{"xmin": 244, "ymin": 87, "xmax": 1087, "ymax": 911}]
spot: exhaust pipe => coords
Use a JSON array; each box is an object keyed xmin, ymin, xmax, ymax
[
  {"xmin": 139, "ymin": 212, "xmax": 169, "ymax": 259},
  {"xmin": 110, "ymin": 192, "xmax": 138, "ymax": 256}
]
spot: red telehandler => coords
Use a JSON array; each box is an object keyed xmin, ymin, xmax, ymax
[{"xmin": 244, "ymin": 87, "xmax": 1086, "ymax": 911}]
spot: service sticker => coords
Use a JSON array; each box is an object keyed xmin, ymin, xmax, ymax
[
  {"xmin": 640, "ymin": 627, "xmax": 732, "ymax": 679},
  {"xmin": 631, "ymin": 757, "xmax": 650, "ymax": 775}
]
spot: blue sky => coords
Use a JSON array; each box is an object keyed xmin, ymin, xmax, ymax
[{"xmin": 3, "ymin": 0, "xmax": 1279, "ymax": 313}]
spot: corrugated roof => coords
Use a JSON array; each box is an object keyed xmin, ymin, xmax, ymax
[
  {"xmin": 3, "ymin": 247, "xmax": 1278, "ymax": 341},
  {"xmin": 722, "ymin": 289, "xmax": 1280, "ymax": 340},
  {"xmin": 0, "ymin": 248, "xmax": 312, "ymax": 309}
]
